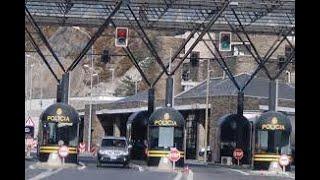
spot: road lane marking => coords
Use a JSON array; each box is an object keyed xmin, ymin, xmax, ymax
[
  {"xmin": 28, "ymin": 168, "xmax": 63, "ymax": 180},
  {"xmin": 174, "ymin": 172, "xmax": 182, "ymax": 180},
  {"xmin": 228, "ymin": 169, "xmax": 250, "ymax": 175},
  {"xmin": 130, "ymin": 163, "xmax": 144, "ymax": 172},
  {"xmin": 78, "ymin": 161, "xmax": 86, "ymax": 170},
  {"xmin": 187, "ymin": 170, "xmax": 193, "ymax": 180}
]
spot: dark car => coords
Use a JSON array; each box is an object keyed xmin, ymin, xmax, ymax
[{"xmin": 97, "ymin": 136, "xmax": 132, "ymax": 167}]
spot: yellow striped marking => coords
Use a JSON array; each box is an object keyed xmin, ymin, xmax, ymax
[
  {"xmin": 147, "ymin": 150, "xmax": 185, "ymax": 158},
  {"xmin": 253, "ymin": 154, "xmax": 292, "ymax": 162},
  {"xmin": 254, "ymin": 154, "xmax": 281, "ymax": 158},
  {"xmin": 254, "ymin": 158, "xmax": 279, "ymax": 162},
  {"xmin": 39, "ymin": 150, "xmax": 77, "ymax": 154},
  {"xmin": 39, "ymin": 146, "xmax": 77, "ymax": 154}
]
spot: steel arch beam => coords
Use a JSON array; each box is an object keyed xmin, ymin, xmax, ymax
[
  {"xmin": 67, "ymin": 0, "xmax": 123, "ymax": 72},
  {"xmin": 25, "ymin": 28, "xmax": 60, "ymax": 83}
]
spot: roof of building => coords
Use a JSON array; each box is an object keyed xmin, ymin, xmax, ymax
[
  {"xmin": 111, "ymin": 74, "xmax": 295, "ymax": 105},
  {"xmin": 177, "ymin": 74, "xmax": 295, "ymax": 100},
  {"xmin": 114, "ymin": 90, "xmax": 149, "ymax": 103}
]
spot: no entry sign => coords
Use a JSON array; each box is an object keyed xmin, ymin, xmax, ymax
[
  {"xmin": 169, "ymin": 147, "xmax": 181, "ymax": 162},
  {"xmin": 279, "ymin": 154, "xmax": 290, "ymax": 166},
  {"xmin": 58, "ymin": 145, "xmax": 69, "ymax": 158},
  {"xmin": 233, "ymin": 148, "xmax": 244, "ymax": 165},
  {"xmin": 233, "ymin": 148, "xmax": 244, "ymax": 160}
]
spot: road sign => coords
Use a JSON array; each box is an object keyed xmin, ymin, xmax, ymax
[
  {"xmin": 25, "ymin": 116, "xmax": 35, "ymax": 127},
  {"xmin": 58, "ymin": 145, "xmax": 69, "ymax": 158},
  {"xmin": 233, "ymin": 148, "xmax": 244, "ymax": 165},
  {"xmin": 78, "ymin": 142, "xmax": 86, "ymax": 153},
  {"xmin": 279, "ymin": 154, "xmax": 290, "ymax": 172},
  {"xmin": 169, "ymin": 147, "xmax": 181, "ymax": 171},
  {"xmin": 169, "ymin": 147, "xmax": 181, "ymax": 162}
]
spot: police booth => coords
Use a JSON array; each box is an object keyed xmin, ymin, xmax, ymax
[
  {"xmin": 37, "ymin": 103, "xmax": 80, "ymax": 163},
  {"xmin": 147, "ymin": 107, "xmax": 185, "ymax": 166},
  {"xmin": 253, "ymin": 111, "xmax": 292, "ymax": 169}
]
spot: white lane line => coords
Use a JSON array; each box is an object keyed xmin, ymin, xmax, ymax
[
  {"xmin": 187, "ymin": 170, "xmax": 194, "ymax": 180},
  {"xmin": 228, "ymin": 169, "xmax": 250, "ymax": 176},
  {"xmin": 78, "ymin": 161, "xmax": 86, "ymax": 170},
  {"xmin": 28, "ymin": 168, "xmax": 63, "ymax": 180},
  {"xmin": 131, "ymin": 164, "xmax": 144, "ymax": 172},
  {"xmin": 174, "ymin": 172, "xmax": 182, "ymax": 180}
]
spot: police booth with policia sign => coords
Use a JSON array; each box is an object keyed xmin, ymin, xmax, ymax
[
  {"xmin": 37, "ymin": 103, "xmax": 80, "ymax": 163},
  {"xmin": 147, "ymin": 107, "xmax": 185, "ymax": 167},
  {"xmin": 253, "ymin": 111, "xmax": 292, "ymax": 170}
]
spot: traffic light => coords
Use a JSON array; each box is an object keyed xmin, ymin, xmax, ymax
[
  {"xmin": 190, "ymin": 51, "xmax": 199, "ymax": 67},
  {"xmin": 278, "ymin": 56, "xmax": 286, "ymax": 70},
  {"xmin": 101, "ymin": 50, "xmax": 110, "ymax": 63},
  {"xmin": 115, "ymin": 27, "xmax": 128, "ymax": 47},
  {"xmin": 219, "ymin": 32, "xmax": 232, "ymax": 51}
]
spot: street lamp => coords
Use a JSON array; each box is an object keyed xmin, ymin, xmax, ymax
[
  {"xmin": 204, "ymin": 58, "xmax": 213, "ymax": 163},
  {"xmin": 73, "ymin": 26, "xmax": 94, "ymax": 152}
]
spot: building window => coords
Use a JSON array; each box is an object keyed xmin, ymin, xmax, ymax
[
  {"xmin": 190, "ymin": 51, "xmax": 200, "ymax": 67},
  {"xmin": 232, "ymin": 43, "xmax": 251, "ymax": 56},
  {"xmin": 285, "ymin": 45, "xmax": 295, "ymax": 65},
  {"xmin": 182, "ymin": 63, "xmax": 191, "ymax": 81}
]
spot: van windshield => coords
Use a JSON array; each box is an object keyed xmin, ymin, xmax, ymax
[{"xmin": 101, "ymin": 139, "xmax": 126, "ymax": 148}]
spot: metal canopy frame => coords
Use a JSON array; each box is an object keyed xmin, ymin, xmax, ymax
[
  {"xmin": 25, "ymin": 0, "xmax": 295, "ymax": 93},
  {"xmin": 25, "ymin": 0, "xmax": 295, "ymax": 33}
]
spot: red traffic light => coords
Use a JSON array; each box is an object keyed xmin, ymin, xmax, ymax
[{"xmin": 115, "ymin": 27, "xmax": 128, "ymax": 47}]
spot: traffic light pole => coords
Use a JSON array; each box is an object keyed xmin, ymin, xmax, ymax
[{"xmin": 67, "ymin": 0, "xmax": 123, "ymax": 72}]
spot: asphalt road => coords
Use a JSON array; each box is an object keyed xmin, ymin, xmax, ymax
[
  {"xmin": 25, "ymin": 156, "xmax": 294, "ymax": 180},
  {"xmin": 25, "ymin": 156, "xmax": 177, "ymax": 180},
  {"xmin": 190, "ymin": 165, "xmax": 294, "ymax": 180}
]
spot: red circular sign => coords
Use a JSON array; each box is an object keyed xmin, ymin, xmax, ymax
[
  {"xmin": 279, "ymin": 154, "xmax": 290, "ymax": 166},
  {"xmin": 58, "ymin": 146, "xmax": 69, "ymax": 158},
  {"xmin": 233, "ymin": 148, "xmax": 244, "ymax": 160},
  {"xmin": 169, "ymin": 148, "xmax": 181, "ymax": 162}
]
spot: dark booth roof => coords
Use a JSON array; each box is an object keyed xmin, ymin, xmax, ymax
[
  {"xmin": 149, "ymin": 107, "xmax": 184, "ymax": 127},
  {"xmin": 40, "ymin": 103, "xmax": 80, "ymax": 123},
  {"xmin": 255, "ymin": 111, "xmax": 292, "ymax": 132}
]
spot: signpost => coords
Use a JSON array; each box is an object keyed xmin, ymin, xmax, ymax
[
  {"xmin": 279, "ymin": 154, "xmax": 290, "ymax": 172},
  {"xmin": 233, "ymin": 148, "xmax": 244, "ymax": 166},
  {"xmin": 168, "ymin": 147, "xmax": 181, "ymax": 170},
  {"xmin": 58, "ymin": 145, "xmax": 69, "ymax": 166}
]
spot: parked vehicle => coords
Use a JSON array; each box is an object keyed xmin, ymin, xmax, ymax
[{"xmin": 97, "ymin": 136, "xmax": 132, "ymax": 167}]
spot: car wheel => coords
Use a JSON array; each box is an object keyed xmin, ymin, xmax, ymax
[
  {"xmin": 97, "ymin": 161, "xmax": 102, "ymax": 167},
  {"xmin": 123, "ymin": 162, "xmax": 129, "ymax": 168}
]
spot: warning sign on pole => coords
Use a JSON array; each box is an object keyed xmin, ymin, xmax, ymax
[{"xmin": 25, "ymin": 116, "xmax": 35, "ymax": 127}]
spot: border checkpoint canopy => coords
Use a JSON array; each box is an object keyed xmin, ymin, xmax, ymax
[
  {"xmin": 149, "ymin": 107, "xmax": 184, "ymax": 127},
  {"xmin": 40, "ymin": 103, "xmax": 80, "ymax": 124},
  {"xmin": 255, "ymin": 111, "xmax": 292, "ymax": 133}
]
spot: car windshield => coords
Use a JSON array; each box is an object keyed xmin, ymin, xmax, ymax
[{"xmin": 101, "ymin": 139, "xmax": 126, "ymax": 148}]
